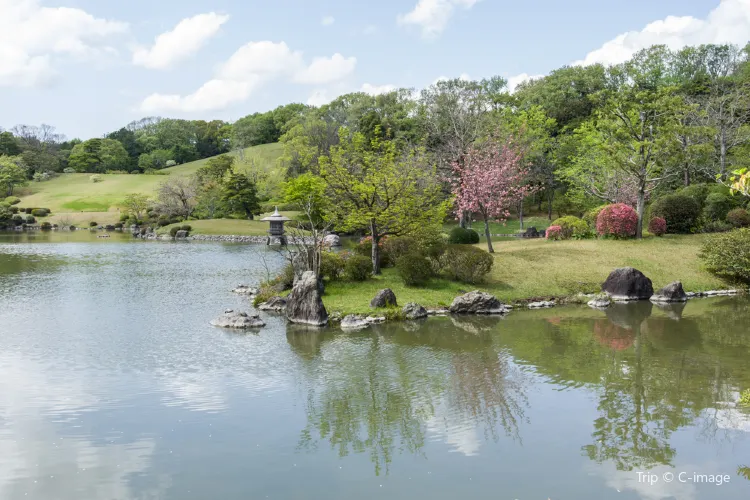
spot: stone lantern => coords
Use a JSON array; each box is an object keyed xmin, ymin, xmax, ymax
[{"xmin": 261, "ymin": 207, "xmax": 291, "ymax": 245}]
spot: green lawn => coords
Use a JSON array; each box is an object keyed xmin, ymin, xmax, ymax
[
  {"xmin": 15, "ymin": 143, "xmax": 284, "ymax": 224},
  {"xmin": 159, "ymin": 213, "xmax": 301, "ymax": 236},
  {"xmin": 321, "ymin": 234, "xmax": 730, "ymax": 315},
  {"xmin": 444, "ymin": 216, "xmax": 551, "ymax": 236}
]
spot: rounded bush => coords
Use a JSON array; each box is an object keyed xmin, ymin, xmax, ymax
[
  {"xmin": 701, "ymin": 221, "xmax": 733, "ymax": 233},
  {"xmin": 545, "ymin": 225, "xmax": 564, "ymax": 241},
  {"xmin": 114, "ymin": 222, "xmax": 124, "ymax": 229},
  {"xmin": 596, "ymin": 204, "xmax": 638, "ymax": 239},
  {"xmin": 383, "ymin": 236, "xmax": 418, "ymax": 262},
  {"xmin": 442, "ymin": 245, "xmax": 493, "ymax": 284},
  {"xmin": 25, "ymin": 215, "xmax": 36, "ymax": 224},
  {"xmin": 551, "ymin": 216, "xmax": 591, "ymax": 239},
  {"xmin": 24, "ymin": 208, "xmax": 33, "ymax": 214},
  {"xmin": 180, "ymin": 225, "xmax": 192, "ymax": 232},
  {"xmin": 89, "ymin": 221, "xmax": 98, "ymax": 228},
  {"xmin": 650, "ymin": 195, "xmax": 701, "ymax": 234},
  {"xmin": 9, "ymin": 206, "xmax": 18, "ymax": 214},
  {"xmin": 583, "ymin": 205, "xmax": 608, "ymax": 228},
  {"xmin": 448, "ymin": 227, "xmax": 480, "ymax": 244},
  {"xmin": 169, "ymin": 226, "xmax": 180, "ymax": 237},
  {"xmin": 677, "ymin": 183, "xmax": 710, "ymax": 208},
  {"xmin": 63, "ymin": 167, "xmax": 76, "ymax": 174},
  {"xmin": 12, "ymin": 214, "xmax": 24, "ymax": 225},
  {"xmin": 700, "ymin": 228, "xmax": 750, "ymax": 284},
  {"xmin": 31, "ymin": 208, "xmax": 48, "ymax": 217},
  {"xmin": 68, "ymin": 225, "xmax": 77, "ymax": 231},
  {"xmin": 344, "ymin": 254, "xmax": 372, "ymax": 281},
  {"xmin": 40, "ymin": 222, "xmax": 52, "ymax": 231},
  {"xmin": 396, "ymin": 253, "xmax": 433, "ymax": 287},
  {"xmin": 356, "ymin": 236, "xmax": 392, "ymax": 267},
  {"xmin": 320, "ymin": 252, "xmax": 345, "ymax": 281},
  {"xmin": 703, "ymin": 192, "xmax": 733, "ymax": 222},
  {"xmin": 727, "ymin": 208, "xmax": 750, "ymax": 228},
  {"xmin": 4, "ymin": 196, "xmax": 21, "ymax": 205},
  {"xmin": 648, "ymin": 217, "xmax": 667, "ymax": 237}
]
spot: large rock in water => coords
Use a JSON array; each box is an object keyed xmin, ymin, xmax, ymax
[
  {"xmin": 449, "ymin": 291, "xmax": 510, "ymax": 315},
  {"xmin": 322, "ymin": 234, "xmax": 342, "ymax": 247},
  {"xmin": 402, "ymin": 302, "xmax": 428, "ymax": 320},
  {"xmin": 370, "ymin": 289, "xmax": 397, "ymax": 308},
  {"xmin": 210, "ymin": 310, "xmax": 265, "ymax": 329},
  {"xmin": 601, "ymin": 267, "xmax": 654, "ymax": 301},
  {"xmin": 650, "ymin": 281, "xmax": 688, "ymax": 303},
  {"xmin": 286, "ymin": 271, "xmax": 328, "ymax": 326}
]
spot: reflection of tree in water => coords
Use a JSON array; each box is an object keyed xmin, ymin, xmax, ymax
[{"xmin": 293, "ymin": 321, "xmax": 528, "ymax": 475}]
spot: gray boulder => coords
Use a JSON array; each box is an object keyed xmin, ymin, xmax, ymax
[
  {"xmin": 286, "ymin": 271, "xmax": 328, "ymax": 326},
  {"xmin": 528, "ymin": 301, "xmax": 555, "ymax": 309},
  {"xmin": 340, "ymin": 314, "xmax": 370, "ymax": 330},
  {"xmin": 650, "ymin": 281, "xmax": 688, "ymax": 303},
  {"xmin": 588, "ymin": 294, "xmax": 611, "ymax": 309},
  {"xmin": 370, "ymin": 289, "xmax": 397, "ymax": 308},
  {"xmin": 210, "ymin": 310, "xmax": 266, "ymax": 329},
  {"xmin": 322, "ymin": 234, "xmax": 342, "ymax": 247},
  {"xmin": 402, "ymin": 302, "xmax": 428, "ymax": 320},
  {"xmin": 258, "ymin": 296, "xmax": 287, "ymax": 312},
  {"xmin": 175, "ymin": 230, "xmax": 188, "ymax": 239},
  {"xmin": 449, "ymin": 291, "xmax": 510, "ymax": 315},
  {"xmin": 232, "ymin": 284, "xmax": 258, "ymax": 296},
  {"xmin": 601, "ymin": 267, "xmax": 654, "ymax": 301}
]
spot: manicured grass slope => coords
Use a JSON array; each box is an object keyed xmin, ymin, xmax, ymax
[
  {"xmin": 322, "ymin": 235, "xmax": 728, "ymax": 314},
  {"xmin": 16, "ymin": 143, "xmax": 283, "ymax": 223},
  {"xmin": 159, "ymin": 213, "xmax": 301, "ymax": 236}
]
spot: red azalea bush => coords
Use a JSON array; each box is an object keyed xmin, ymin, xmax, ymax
[
  {"xmin": 648, "ymin": 217, "xmax": 667, "ymax": 237},
  {"xmin": 546, "ymin": 225, "xmax": 564, "ymax": 241},
  {"xmin": 596, "ymin": 203, "xmax": 638, "ymax": 239}
]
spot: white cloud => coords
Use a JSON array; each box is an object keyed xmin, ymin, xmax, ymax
[
  {"xmin": 139, "ymin": 40, "xmax": 354, "ymax": 113},
  {"xmin": 574, "ymin": 0, "xmax": 750, "ymax": 66},
  {"xmin": 507, "ymin": 73, "xmax": 544, "ymax": 93},
  {"xmin": 321, "ymin": 16, "xmax": 335, "ymax": 26},
  {"xmin": 360, "ymin": 83, "xmax": 397, "ymax": 95},
  {"xmin": 132, "ymin": 12, "xmax": 229, "ymax": 70},
  {"xmin": 293, "ymin": 53, "xmax": 357, "ymax": 85},
  {"xmin": 307, "ymin": 89, "xmax": 332, "ymax": 106},
  {"xmin": 433, "ymin": 72, "xmax": 471, "ymax": 84},
  {"xmin": 0, "ymin": 0, "xmax": 127, "ymax": 87},
  {"xmin": 397, "ymin": 0, "xmax": 481, "ymax": 39}
]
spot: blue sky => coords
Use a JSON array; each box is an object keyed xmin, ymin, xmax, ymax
[{"xmin": 1, "ymin": 0, "xmax": 748, "ymax": 139}]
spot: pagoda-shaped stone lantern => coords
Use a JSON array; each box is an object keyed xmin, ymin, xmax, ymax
[{"xmin": 261, "ymin": 207, "xmax": 291, "ymax": 245}]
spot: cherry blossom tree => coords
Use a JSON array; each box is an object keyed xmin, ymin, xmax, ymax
[{"xmin": 452, "ymin": 136, "xmax": 534, "ymax": 253}]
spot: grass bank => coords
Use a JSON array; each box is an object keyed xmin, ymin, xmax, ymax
[
  {"xmin": 158, "ymin": 213, "xmax": 300, "ymax": 236},
  {"xmin": 15, "ymin": 143, "xmax": 283, "ymax": 224},
  {"xmin": 321, "ymin": 235, "xmax": 729, "ymax": 315}
]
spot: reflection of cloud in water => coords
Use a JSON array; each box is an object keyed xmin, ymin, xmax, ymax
[
  {"xmin": 591, "ymin": 462, "xmax": 697, "ymax": 500},
  {"xmin": 0, "ymin": 353, "xmax": 164, "ymax": 499},
  {"xmin": 426, "ymin": 401, "xmax": 481, "ymax": 456}
]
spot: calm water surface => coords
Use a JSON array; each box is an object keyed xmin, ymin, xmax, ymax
[{"xmin": 1, "ymin": 233, "xmax": 749, "ymax": 500}]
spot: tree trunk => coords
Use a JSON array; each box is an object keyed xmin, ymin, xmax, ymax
[
  {"xmin": 518, "ymin": 202, "xmax": 524, "ymax": 230},
  {"xmin": 370, "ymin": 219, "xmax": 381, "ymax": 275},
  {"xmin": 720, "ymin": 127, "xmax": 727, "ymax": 176},
  {"xmin": 483, "ymin": 216, "xmax": 494, "ymax": 254},
  {"xmin": 684, "ymin": 167, "xmax": 690, "ymax": 187},
  {"xmin": 635, "ymin": 182, "xmax": 646, "ymax": 240},
  {"xmin": 682, "ymin": 136, "xmax": 690, "ymax": 186}
]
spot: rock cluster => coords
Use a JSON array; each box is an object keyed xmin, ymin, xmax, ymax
[
  {"xmin": 449, "ymin": 291, "xmax": 510, "ymax": 315},
  {"xmin": 527, "ymin": 301, "xmax": 555, "ymax": 309},
  {"xmin": 210, "ymin": 310, "xmax": 265, "ymax": 329},
  {"xmin": 650, "ymin": 281, "xmax": 688, "ymax": 303},
  {"xmin": 258, "ymin": 296, "xmax": 287, "ymax": 312},
  {"xmin": 402, "ymin": 303, "xmax": 428, "ymax": 320},
  {"xmin": 232, "ymin": 284, "xmax": 258, "ymax": 296},
  {"xmin": 340, "ymin": 315, "xmax": 386, "ymax": 330}
]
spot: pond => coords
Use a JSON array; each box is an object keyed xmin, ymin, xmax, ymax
[{"xmin": 1, "ymin": 234, "xmax": 749, "ymax": 499}]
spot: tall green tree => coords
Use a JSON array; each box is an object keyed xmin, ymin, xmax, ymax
[
  {"xmin": 0, "ymin": 132, "xmax": 21, "ymax": 156},
  {"xmin": 223, "ymin": 171, "xmax": 261, "ymax": 220},
  {"xmin": 318, "ymin": 128, "xmax": 448, "ymax": 274},
  {"xmin": 0, "ymin": 156, "xmax": 28, "ymax": 196},
  {"xmin": 68, "ymin": 138, "xmax": 130, "ymax": 173},
  {"xmin": 196, "ymin": 154, "xmax": 234, "ymax": 184}
]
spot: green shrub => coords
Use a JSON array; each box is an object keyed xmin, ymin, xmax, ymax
[
  {"xmin": 448, "ymin": 227, "xmax": 480, "ymax": 244},
  {"xmin": 40, "ymin": 222, "xmax": 52, "ymax": 230},
  {"xmin": 68, "ymin": 224, "xmax": 76, "ymax": 230},
  {"xmin": 396, "ymin": 253, "xmax": 433, "ymax": 286},
  {"xmin": 277, "ymin": 263, "xmax": 296, "ymax": 289},
  {"xmin": 677, "ymin": 183, "xmax": 711, "ymax": 208},
  {"xmin": 63, "ymin": 167, "xmax": 76, "ymax": 174},
  {"xmin": 320, "ymin": 252, "xmax": 345, "ymax": 281},
  {"xmin": 25, "ymin": 215, "xmax": 36, "ymax": 224},
  {"xmin": 12, "ymin": 214, "xmax": 24, "ymax": 225},
  {"xmin": 551, "ymin": 216, "xmax": 591, "ymax": 239},
  {"xmin": 89, "ymin": 221, "xmax": 98, "ymax": 228},
  {"xmin": 703, "ymin": 192, "xmax": 733, "ymax": 222},
  {"xmin": 740, "ymin": 389, "xmax": 750, "ymax": 407},
  {"xmin": 383, "ymin": 236, "xmax": 418, "ymax": 262},
  {"xmin": 701, "ymin": 220, "xmax": 733, "ymax": 233},
  {"xmin": 9, "ymin": 206, "xmax": 18, "ymax": 214},
  {"xmin": 700, "ymin": 228, "xmax": 750, "ymax": 284},
  {"xmin": 0, "ymin": 202, "xmax": 8, "ymax": 209},
  {"xmin": 442, "ymin": 245, "xmax": 493, "ymax": 284},
  {"xmin": 180, "ymin": 225, "xmax": 192, "ymax": 232},
  {"xmin": 355, "ymin": 236, "xmax": 392, "ymax": 267},
  {"xmin": 650, "ymin": 194, "xmax": 701, "ymax": 234},
  {"xmin": 425, "ymin": 241, "xmax": 448, "ymax": 275},
  {"xmin": 169, "ymin": 226, "xmax": 180, "ymax": 237},
  {"xmin": 114, "ymin": 222, "xmax": 123, "ymax": 229},
  {"xmin": 31, "ymin": 208, "xmax": 48, "ymax": 217},
  {"xmin": 4, "ymin": 196, "xmax": 20, "ymax": 205},
  {"xmin": 120, "ymin": 213, "xmax": 130, "ymax": 222},
  {"xmin": 344, "ymin": 254, "xmax": 372, "ymax": 281},
  {"xmin": 727, "ymin": 208, "xmax": 750, "ymax": 228},
  {"xmin": 90, "ymin": 174, "xmax": 103, "ymax": 183},
  {"xmin": 583, "ymin": 205, "xmax": 608, "ymax": 228},
  {"xmin": 24, "ymin": 207, "xmax": 33, "ymax": 214},
  {"xmin": 252, "ymin": 286, "xmax": 277, "ymax": 307}
]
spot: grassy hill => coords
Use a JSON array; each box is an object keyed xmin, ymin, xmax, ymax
[{"xmin": 16, "ymin": 143, "xmax": 284, "ymax": 225}]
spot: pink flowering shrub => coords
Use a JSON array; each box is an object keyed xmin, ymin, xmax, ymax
[
  {"xmin": 648, "ymin": 217, "xmax": 667, "ymax": 237},
  {"xmin": 546, "ymin": 225, "xmax": 564, "ymax": 241},
  {"xmin": 596, "ymin": 203, "xmax": 638, "ymax": 239}
]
